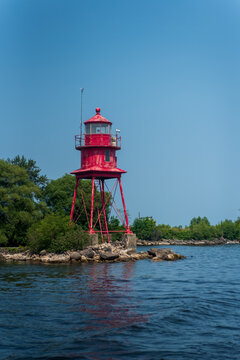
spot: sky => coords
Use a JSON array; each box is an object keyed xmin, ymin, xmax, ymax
[{"xmin": 1, "ymin": 0, "xmax": 240, "ymax": 226}]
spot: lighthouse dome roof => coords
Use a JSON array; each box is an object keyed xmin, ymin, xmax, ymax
[{"xmin": 84, "ymin": 108, "xmax": 112, "ymax": 125}]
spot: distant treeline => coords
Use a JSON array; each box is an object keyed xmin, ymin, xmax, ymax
[
  {"xmin": 0, "ymin": 156, "xmax": 239, "ymax": 252},
  {"xmin": 132, "ymin": 216, "xmax": 240, "ymax": 241}
]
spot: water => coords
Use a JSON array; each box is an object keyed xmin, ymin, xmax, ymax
[{"xmin": 0, "ymin": 245, "xmax": 240, "ymax": 360}]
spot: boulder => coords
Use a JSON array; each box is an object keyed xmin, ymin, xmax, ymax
[
  {"xmin": 100, "ymin": 251, "xmax": 120, "ymax": 261},
  {"xmin": 81, "ymin": 255, "xmax": 88, "ymax": 262},
  {"xmin": 148, "ymin": 248, "xmax": 175, "ymax": 257},
  {"xmin": 69, "ymin": 251, "xmax": 81, "ymax": 260},
  {"xmin": 82, "ymin": 249, "xmax": 95, "ymax": 259},
  {"xmin": 148, "ymin": 248, "xmax": 185, "ymax": 261},
  {"xmin": 118, "ymin": 255, "xmax": 131, "ymax": 262},
  {"xmin": 130, "ymin": 253, "xmax": 142, "ymax": 260}
]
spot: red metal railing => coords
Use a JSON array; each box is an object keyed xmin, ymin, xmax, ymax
[{"xmin": 75, "ymin": 134, "xmax": 121, "ymax": 149}]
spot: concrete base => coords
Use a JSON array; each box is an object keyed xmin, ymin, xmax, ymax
[
  {"xmin": 122, "ymin": 233, "xmax": 137, "ymax": 253},
  {"xmin": 88, "ymin": 233, "xmax": 99, "ymax": 246}
]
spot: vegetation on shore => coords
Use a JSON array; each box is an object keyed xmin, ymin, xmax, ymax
[
  {"xmin": 133, "ymin": 216, "xmax": 240, "ymax": 242},
  {"xmin": 1, "ymin": 155, "xmax": 240, "ymax": 253}
]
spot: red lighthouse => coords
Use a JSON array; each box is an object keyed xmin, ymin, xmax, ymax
[{"xmin": 70, "ymin": 107, "xmax": 134, "ymax": 244}]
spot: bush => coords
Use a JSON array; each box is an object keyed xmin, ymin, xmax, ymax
[
  {"xmin": 27, "ymin": 213, "xmax": 89, "ymax": 253},
  {"xmin": 27, "ymin": 213, "xmax": 69, "ymax": 252},
  {"xmin": 133, "ymin": 217, "xmax": 156, "ymax": 240},
  {"xmin": 50, "ymin": 226, "xmax": 89, "ymax": 253}
]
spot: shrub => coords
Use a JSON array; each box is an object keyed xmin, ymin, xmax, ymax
[
  {"xmin": 27, "ymin": 213, "xmax": 69, "ymax": 252},
  {"xmin": 27, "ymin": 213, "xmax": 89, "ymax": 253},
  {"xmin": 50, "ymin": 226, "xmax": 89, "ymax": 253}
]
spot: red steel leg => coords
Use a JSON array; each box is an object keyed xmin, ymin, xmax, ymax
[
  {"xmin": 118, "ymin": 177, "xmax": 132, "ymax": 234},
  {"xmin": 70, "ymin": 177, "xmax": 78, "ymax": 222},
  {"xmin": 89, "ymin": 177, "xmax": 95, "ymax": 233},
  {"xmin": 101, "ymin": 180, "xmax": 109, "ymax": 242}
]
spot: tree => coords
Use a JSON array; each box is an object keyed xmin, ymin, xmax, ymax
[
  {"xmin": 27, "ymin": 213, "xmax": 69, "ymax": 252},
  {"xmin": 7, "ymin": 155, "xmax": 48, "ymax": 188},
  {"xmin": 108, "ymin": 216, "xmax": 125, "ymax": 241},
  {"xmin": 132, "ymin": 217, "xmax": 156, "ymax": 240},
  {"xmin": 43, "ymin": 174, "xmax": 110, "ymax": 230},
  {"xmin": 0, "ymin": 160, "xmax": 46, "ymax": 246},
  {"xmin": 216, "ymin": 219, "xmax": 238, "ymax": 240},
  {"xmin": 153, "ymin": 224, "xmax": 173, "ymax": 240},
  {"xmin": 190, "ymin": 216, "xmax": 210, "ymax": 227}
]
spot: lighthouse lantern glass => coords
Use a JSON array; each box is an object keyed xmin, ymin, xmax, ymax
[{"xmin": 85, "ymin": 123, "xmax": 111, "ymax": 135}]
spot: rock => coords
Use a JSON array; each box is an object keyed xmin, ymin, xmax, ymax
[
  {"xmin": 40, "ymin": 250, "xmax": 47, "ymax": 256},
  {"xmin": 147, "ymin": 248, "xmax": 174, "ymax": 258},
  {"xmin": 152, "ymin": 257, "xmax": 163, "ymax": 262},
  {"xmin": 82, "ymin": 249, "xmax": 95, "ymax": 259},
  {"xmin": 130, "ymin": 253, "xmax": 141, "ymax": 260},
  {"xmin": 0, "ymin": 253, "xmax": 6, "ymax": 261},
  {"xmin": 69, "ymin": 251, "xmax": 81, "ymax": 260},
  {"xmin": 100, "ymin": 251, "xmax": 120, "ymax": 261},
  {"xmin": 166, "ymin": 254, "xmax": 175, "ymax": 261},
  {"xmin": 81, "ymin": 255, "xmax": 88, "ymax": 262},
  {"xmin": 118, "ymin": 255, "xmax": 131, "ymax": 262},
  {"xmin": 31, "ymin": 254, "xmax": 41, "ymax": 262},
  {"xmin": 148, "ymin": 248, "xmax": 185, "ymax": 262},
  {"xmin": 138, "ymin": 252, "xmax": 151, "ymax": 260},
  {"xmin": 93, "ymin": 255, "xmax": 100, "ymax": 261},
  {"xmin": 147, "ymin": 248, "xmax": 162, "ymax": 257},
  {"xmin": 49, "ymin": 254, "xmax": 70, "ymax": 263}
]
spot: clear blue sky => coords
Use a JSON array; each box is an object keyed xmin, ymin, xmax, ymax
[{"xmin": 1, "ymin": 0, "xmax": 240, "ymax": 226}]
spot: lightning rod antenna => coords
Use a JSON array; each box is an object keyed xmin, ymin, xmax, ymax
[{"xmin": 80, "ymin": 88, "xmax": 84, "ymax": 138}]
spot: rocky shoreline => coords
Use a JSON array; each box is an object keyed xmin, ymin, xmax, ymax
[
  {"xmin": 0, "ymin": 243, "xmax": 185, "ymax": 264},
  {"xmin": 137, "ymin": 238, "xmax": 240, "ymax": 246}
]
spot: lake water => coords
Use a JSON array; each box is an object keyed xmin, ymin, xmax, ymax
[{"xmin": 0, "ymin": 245, "xmax": 240, "ymax": 360}]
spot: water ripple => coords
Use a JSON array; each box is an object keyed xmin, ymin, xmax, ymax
[{"xmin": 1, "ymin": 246, "xmax": 240, "ymax": 359}]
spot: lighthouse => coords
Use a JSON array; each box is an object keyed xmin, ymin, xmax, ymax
[{"xmin": 70, "ymin": 107, "xmax": 136, "ymax": 247}]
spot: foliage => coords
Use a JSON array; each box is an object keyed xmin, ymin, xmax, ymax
[
  {"xmin": 0, "ymin": 159, "xmax": 46, "ymax": 246},
  {"xmin": 27, "ymin": 213, "xmax": 89, "ymax": 253},
  {"xmin": 50, "ymin": 226, "xmax": 89, "ymax": 253},
  {"xmin": 27, "ymin": 213, "xmax": 69, "ymax": 252},
  {"xmin": 190, "ymin": 216, "xmax": 210, "ymax": 227},
  {"xmin": 7, "ymin": 155, "xmax": 48, "ymax": 188},
  {"xmin": 43, "ymin": 174, "xmax": 77, "ymax": 215},
  {"xmin": 216, "ymin": 220, "xmax": 238, "ymax": 240},
  {"xmin": 3, "ymin": 154, "xmax": 240, "ymax": 248},
  {"xmin": 152, "ymin": 224, "xmax": 173, "ymax": 241},
  {"xmin": 108, "ymin": 216, "xmax": 125, "ymax": 241},
  {"xmin": 43, "ymin": 174, "xmax": 110, "ymax": 230},
  {"xmin": 131, "ymin": 215, "xmax": 240, "ymax": 242},
  {"xmin": 132, "ymin": 217, "xmax": 156, "ymax": 240}
]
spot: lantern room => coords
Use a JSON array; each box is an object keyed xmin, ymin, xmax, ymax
[{"xmin": 73, "ymin": 108, "xmax": 122, "ymax": 175}]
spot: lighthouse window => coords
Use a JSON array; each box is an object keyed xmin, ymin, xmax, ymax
[
  {"xmin": 92, "ymin": 124, "xmax": 101, "ymax": 134},
  {"xmin": 85, "ymin": 124, "xmax": 90, "ymax": 134},
  {"xmin": 105, "ymin": 149, "xmax": 110, "ymax": 162},
  {"xmin": 101, "ymin": 124, "xmax": 110, "ymax": 134}
]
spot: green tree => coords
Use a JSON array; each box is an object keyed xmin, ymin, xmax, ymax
[
  {"xmin": 43, "ymin": 174, "xmax": 110, "ymax": 230},
  {"xmin": 153, "ymin": 224, "xmax": 173, "ymax": 240},
  {"xmin": 27, "ymin": 213, "xmax": 69, "ymax": 252},
  {"xmin": 7, "ymin": 155, "xmax": 48, "ymax": 188},
  {"xmin": 108, "ymin": 216, "xmax": 125, "ymax": 241},
  {"xmin": 27, "ymin": 213, "xmax": 89, "ymax": 253},
  {"xmin": 190, "ymin": 216, "xmax": 210, "ymax": 227},
  {"xmin": 0, "ymin": 159, "xmax": 46, "ymax": 246},
  {"xmin": 132, "ymin": 217, "xmax": 156, "ymax": 240},
  {"xmin": 189, "ymin": 216, "xmax": 216, "ymax": 240},
  {"xmin": 216, "ymin": 219, "xmax": 238, "ymax": 240}
]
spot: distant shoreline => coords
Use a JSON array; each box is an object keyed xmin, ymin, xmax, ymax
[{"xmin": 137, "ymin": 238, "xmax": 240, "ymax": 246}]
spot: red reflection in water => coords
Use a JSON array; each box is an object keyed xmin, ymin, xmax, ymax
[{"xmin": 71, "ymin": 262, "xmax": 148, "ymax": 333}]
